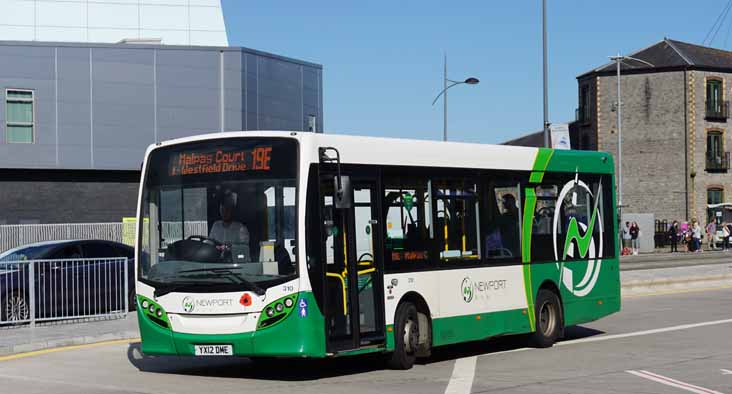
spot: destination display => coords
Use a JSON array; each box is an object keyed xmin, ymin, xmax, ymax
[{"xmin": 169, "ymin": 146, "xmax": 273, "ymax": 176}]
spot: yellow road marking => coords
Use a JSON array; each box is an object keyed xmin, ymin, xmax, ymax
[
  {"xmin": 623, "ymin": 284, "xmax": 732, "ymax": 299},
  {"xmin": 0, "ymin": 338, "xmax": 140, "ymax": 362}
]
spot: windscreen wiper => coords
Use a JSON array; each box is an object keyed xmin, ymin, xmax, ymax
[
  {"xmin": 178, "ymin": 267, "xmax": 266, "ymax": 296},
  {"xmin": 153, "ymin": 281, "xmax": 199, "ymax": 298}
]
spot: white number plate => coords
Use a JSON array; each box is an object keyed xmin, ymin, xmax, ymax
[{"xmin": 194, "ymin": 345, "xmax": 233, "ymax": 356}]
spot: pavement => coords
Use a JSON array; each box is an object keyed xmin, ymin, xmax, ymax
[
  {"xmin": 1, "ymin": 287, "xmax": 731, "ymax": 393},
  {"xmin": 0, "ymin": 253, "xmax": 730, "ymax": 358}
]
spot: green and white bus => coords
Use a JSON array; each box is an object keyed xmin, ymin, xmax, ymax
[{"xmin": 135, "ymin": 131, "xmax": 619, "ymax": 369}]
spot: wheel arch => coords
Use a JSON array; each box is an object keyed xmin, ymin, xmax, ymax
[
  {"xmin": 396, "ymin": 291, "xmax": 433, "ymax": 355},
  {"xmin": 537, "ymin": 279, "xmax": 565, "ymax": 333}
]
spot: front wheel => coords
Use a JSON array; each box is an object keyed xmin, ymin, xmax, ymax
[
  {"xmin": 1, "ymin": 291, "xmax": 30, "ymax": 323},
  {"xmin": 387, "ymin": 302, "xmax": 419, "ymax": 370},
  {"xmin": 530, "ymin": 289, "xmax": 563, "ymax": 348}
]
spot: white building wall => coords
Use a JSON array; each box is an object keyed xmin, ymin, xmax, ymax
[{"xmin": 0, "ymin": 0, "xmax": 228, "ymax": 46}]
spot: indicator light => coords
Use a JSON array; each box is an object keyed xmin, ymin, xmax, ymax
[
  {"xmin": 275, "ymin": 303, "xmax": 284, "ymax": 313},
  {"xmin": 148, "ymin": 305, "xmax": 155, "ymax": 313},
  {"xmin": 266, "ymin": 307, "xmax": 274, "ymax": 317},
  {"xmin": 284, "ymin": 298, "xmax": 293, "ymax": 308},
  {"xmin": 141, "ymin": 300, "xmax": 149, "ymax": 309},
  {"xmin": 156, "ymin": 309, "xmax": 163, "ymax": 317}
]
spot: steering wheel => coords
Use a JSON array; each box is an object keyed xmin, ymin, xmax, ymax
[
  {"xmin": 357, "ymin": 252, "xmax": 374, "ymax": 263},
  {"xmin": 186, "ymin": 235, "xmax": 223, "ymax": 247}
]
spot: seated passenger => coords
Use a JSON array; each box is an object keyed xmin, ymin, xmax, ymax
[{"xmin": 209, "ymin": 193, "xmax": 250, "ymax": 261}]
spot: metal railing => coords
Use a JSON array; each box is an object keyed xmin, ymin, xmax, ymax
[
  {"xmin": 706, "ymin": 151, "xmax": 731, "ymax": 172},
  {"xmin": 0, "ymin": 258, "xmax": 129, "ymax": 327},
  {"xmin": 705, "ymin": 101, "xmax": 729, "ymax": 121},
  {"xmin": 0, "ymin": 221, "xmax": 208, "ymax": 253}
]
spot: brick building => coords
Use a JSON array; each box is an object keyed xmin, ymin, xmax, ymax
[{"xmin": 573, "ymin": 38, "xmax": 732, "ymax": 224}]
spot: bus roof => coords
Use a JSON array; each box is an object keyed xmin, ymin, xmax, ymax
[{"xmin": 146, "ymin": 131, "xmax": 614, "ymax": 174}]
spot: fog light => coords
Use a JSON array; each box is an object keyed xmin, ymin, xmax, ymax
[
  {"xmin": 156, "ymin": 309, "xmax": 163, "ymax": 317},
  {"xmin": 141, "ymin": 300, "xmax": 149, "ymax": 309},
  {"xmin": 149, "ymin": 305, "xmax": 155, "ymax": 313},
  {"xmin": 284, "ymin": 298, "xmax": 294, "ymax": 308},
  {"xmin": 275, "ymin": 303, "xmax": 284, "ymax": 313},
  {"xmin": 266, "ymin": 307, "xmax": 274, "ymax": 318}
]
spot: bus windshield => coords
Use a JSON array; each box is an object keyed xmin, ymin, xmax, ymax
[{"xmin": 138, "ymin": 138, "xmax": 298, "ymax": 295}]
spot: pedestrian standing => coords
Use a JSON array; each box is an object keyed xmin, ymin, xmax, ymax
[
  {"xmin": 629, "ymin": 222, "xmax": 640, "ymax": 255},
  {"xmin": 622, "ymin": 221, "xmax": 632, "ymax": 255},
  {"xmin": 722, "ymin": 222, "xmax": 730, "ymax": 252},
  {"xmin": 668, "ymin": 221, "xmax": 679, "ymax": 253},
  {"xmin": 692, "ymin": 219, "xmax": 703, "ymax": 253},
  {"xmin": 706, "ymin": 221, "xmax": 717, "ymax": 250}
]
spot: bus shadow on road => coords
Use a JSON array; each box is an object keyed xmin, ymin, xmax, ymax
[
  {"xmin": 126, "ymin": 343, "xmax": 387, "ymax": 381},
  {"xmin": 125, "ymin": 326, "xmax": 604, "ymax": 380},
  {"xmin": 421, "ymin": 325, "xmax": 605, "ymax": 365}
]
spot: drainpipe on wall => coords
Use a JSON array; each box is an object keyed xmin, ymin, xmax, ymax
[{"xmin": 684, "ymin": 69, "xmax": 689, "ymax": 221}]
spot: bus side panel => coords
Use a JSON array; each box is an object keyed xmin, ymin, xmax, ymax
[
  {"xmin": 559, "ymin": 257, "xmax": 621, "ymax": 327},
  {"xmin": 431, "ymin": 309, "xmax": 530, "ymax": 347}
]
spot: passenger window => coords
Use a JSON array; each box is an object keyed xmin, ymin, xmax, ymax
[
  {"xmin": 433, "ymin": 178, "xmax": 480, "ymax": 262},
  {"xmin": 55, "ymin": 245, "xmax": 83, "ymax": 260},
  {"xmin": 485, "ymin": 183, "xmax": 522, "ymax": 260},
  {"xmin": 383, "ymin": 177, "xmax": 433, "ymax": 270}
]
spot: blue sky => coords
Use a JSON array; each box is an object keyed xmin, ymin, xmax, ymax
[{"xmin": 221, "ymin": 1, "xmax": 730, "ymax": 144}]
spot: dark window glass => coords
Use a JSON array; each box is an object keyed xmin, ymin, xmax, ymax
[
  {"xmin": 54, "ymin": 245, "xmax": 83, "ymax": 259},
  {"xmin": 708, "ymin": 188, "xmax": 723, "ymax": 205},
  {"xmin": 707, "ymin": 80, "xmax": 723, "ymax": 114},
  {"xmin": 484, "ymin": 182, "xmax": 522, "ymax": 262},
  {"xmin": 83, "ymin": 243, "xmax": 116, "ymax": 259}
]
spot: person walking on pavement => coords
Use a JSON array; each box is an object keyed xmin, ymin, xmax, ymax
[
  {"xmin": 622, "ymin": 221, "xmax": 632, "ymax": 255},
  {"xmin": 692, "ymin": 219, "xmax": 703, "ymax": 253},
  {"xmin": 668, "ymin": 221, "xmax": 680, "ymax": 253},
  {"xmin": 706, "ymin": 221, "xmax": 717, "ymax": 251},
  {"xmin": 722, "ymin": 222, "xmax": 730, "ymax": 252},
  {"xmin": 629, "ymin": 221, "xmax": 640, "ymax": 255}
]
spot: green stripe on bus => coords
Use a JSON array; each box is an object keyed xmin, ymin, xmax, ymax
[
  {"xmin": 521, "ymin": 187, "xmax": 537, "ymax": 331},
  {"xmin": 529, "ymin": 148, "xmax": 553, "ymax": 184}
]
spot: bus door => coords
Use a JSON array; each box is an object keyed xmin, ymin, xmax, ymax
[{"xmin": 321, "ymin": 173, "xmax": 385, "ymax": 352}]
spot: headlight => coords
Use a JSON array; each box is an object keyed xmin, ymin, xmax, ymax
[
  {"xmin": 275, "ymin": 303, "xmax": 284, "ymax": 313},
  {"xmin": 156, "ymin": 309, "xmax": 163, "ymax": 317},
  {"xmin": 284, "ymin": 298, "xmax": 294, "ymax": 308},
  {"xmin": 149, "ymin": 305, "xmax": 156, "ymax": 313},
  {"xmin": 141, "ymin": 300, "xmax": 149, "ymax": 309},
  {"xmin": 266, "ymin": 307, "xmax": 275, "ymax": 317}
]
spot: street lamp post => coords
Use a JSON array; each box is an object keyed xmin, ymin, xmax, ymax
[
  {"xmin": 609, "ymin": 53, "xmax": 654, "ymax": 220},
  {"xmin": 432, "ymin": 54, "xmax": 479, "ymax": 142}
]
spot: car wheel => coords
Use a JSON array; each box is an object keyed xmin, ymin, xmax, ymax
[
  {"xmin": 1, "ymin": 291, "xmax": 30, "ymax": 323},
  {"xmin": 530, "ymin": 288, "xmax": 563, "ymax": 348},
  {"xmin": 387, "ymin": 302, "xmax": 418, "ymax": 370}
]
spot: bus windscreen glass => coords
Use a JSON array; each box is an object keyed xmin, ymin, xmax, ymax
[{"xmin": 139, "ymin": 138, "xmax": 298, "ymax": 295}]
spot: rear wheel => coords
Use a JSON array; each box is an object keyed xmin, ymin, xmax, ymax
[
  {"xmin": 530, "ymin": 288, "xmax": 562, "ymax": 348},
  {"xmin": 1, "ymin": 291, "xmax": 30, "ymax": 323},
  {"xmin": 387, "ymin": 302, "xmax": 418, "ymax": 370}
]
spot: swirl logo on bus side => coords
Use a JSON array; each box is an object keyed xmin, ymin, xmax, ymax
[
  {"xmin": 461, "ymin": 278, "xmax": 474, "ymax": 303},
  {"xmin": 552, "ymin": 172, "xmax": 604, "ymax": 297}
]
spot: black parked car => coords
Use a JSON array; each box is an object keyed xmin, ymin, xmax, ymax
[{"xmin": 0, "ymin": 239, "xmax": 136, "ymax": 323}]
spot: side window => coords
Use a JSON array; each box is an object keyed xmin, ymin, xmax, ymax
[
  {"xmin": 433, "ymin": 177, "xmax": 480, "ymax": 263},
  {"xmin": 484, "ymin": 182, "xmax": 522, "ymax": 261},
  {"xmin": 54, "ymin": 245, "xmax": 83, "ymax": 260},
  {"xmin": 530, "ymin": 174, "xmax": 612, "ymax": 262},
  {"xmin": 83, "ymin": 243, "xmax": 116, "ymax": 259},
  {"xmin": 383, "ymin": 177, "xmax": 433, "ymax": 271}
]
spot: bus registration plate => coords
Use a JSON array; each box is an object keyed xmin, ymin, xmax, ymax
[{"xmin": 194, "ymin": 345, "xmax": 233, "ymax": 356}]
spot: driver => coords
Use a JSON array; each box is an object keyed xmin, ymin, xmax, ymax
[{"xmin": 209, "ymin": 192, "xmax": 250, "ymax": 260}]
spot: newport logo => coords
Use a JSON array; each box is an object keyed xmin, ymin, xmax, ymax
[
  {"xmin": 552, "ymin": 172, "xmax": 604, "ymax": 297},
  {"xmin": 461, "ymin": 277, "xmax": 507, "ymax": 303},
  {"xmin": 182, "ymin": 296, "xmax": 195, "ymax": 313},
  {"xmin": 461, "ymin": 278, "xmax": 474, "ymax": 303}
]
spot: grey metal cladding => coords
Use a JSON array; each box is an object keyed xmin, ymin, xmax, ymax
[
  {"xmin": 57, "ymin": 47, "xmax": 92, "ymax": 169},
  {"xmin": 0, "ymin": 41, "xmax": 323, "ymax": 171},
  {"xmin": 92, "ymin": 48, "xmax": 154, "ymax": 169}
]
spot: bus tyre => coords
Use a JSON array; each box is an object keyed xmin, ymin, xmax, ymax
[
  {"xmin": 387, "ymin": 302, "xmax": 418, "ymax": 370},
  {"xmin": 530, "ymin": 289, "xmax": 562, "ymax": 348}
]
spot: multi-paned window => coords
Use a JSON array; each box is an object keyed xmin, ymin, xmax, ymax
[
  {"xmin": 706, "ymin": 79, "xmax": 724, "ymax": 119},
  {"xmin": 6, "ymin": 89, "xmax": 34, "ymax": 143},
  {"xmin": 707, "ymin": 187, "xmax": 724, "ymax": 205}
]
